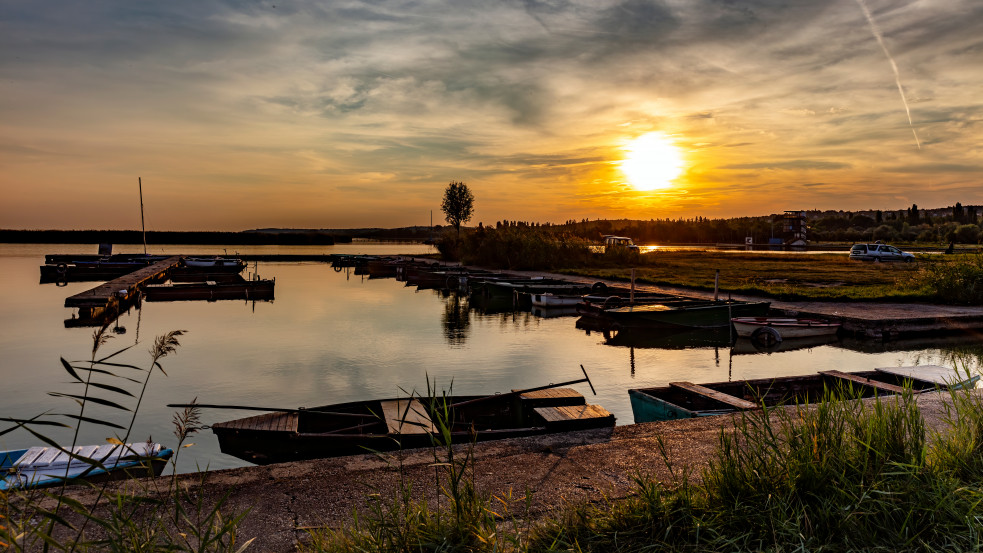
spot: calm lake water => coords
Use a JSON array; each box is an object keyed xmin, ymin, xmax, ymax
[{"xmin": 2, "ymin": 242, "xmax": 981, "ymax": 473}]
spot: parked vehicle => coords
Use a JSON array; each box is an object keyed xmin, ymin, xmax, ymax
[
  {"xmin": 849, "ymin": 243, "xmax": 914, "ymax": 262},
  {"xmin": 602, "ymin": 235, "xmax": 639, "ymax": 251}
]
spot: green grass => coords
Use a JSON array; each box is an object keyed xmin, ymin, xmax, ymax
[{"xmin": 558, "ymin": 250, "xmax": 951, "ymax": 302}]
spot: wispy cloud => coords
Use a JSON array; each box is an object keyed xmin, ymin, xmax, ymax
[{"xmin": 1, "ymin": 0, "xmax": 982, "ymax": 229}]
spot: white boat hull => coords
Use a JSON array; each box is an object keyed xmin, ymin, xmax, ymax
[{"xmin": 529, "ymin": 293, "xmax": 584, "ymax": 308}]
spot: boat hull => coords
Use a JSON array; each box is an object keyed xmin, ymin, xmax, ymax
[
  {"xmin": 143, "ymin": 279, "xmax": 275, "ymax": 301},
  {"xmin": 606, "ymin": 300, "xmax": 771, "ymax": 329},
  {"xmin": 211, "ymin": 390, "xmax": 615, "ymax": 465},
  {"xmin": 629, "ymin": 366, "xmax": 977, "ymax": 423},
  {"xmin": 1, "ymin": 443, "xmax": 173, "ymax": 490}
]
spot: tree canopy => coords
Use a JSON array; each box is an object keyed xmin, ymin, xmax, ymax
[{"xmin": 441, "ymin": 181, "xmax": 475, "ymax": 238}]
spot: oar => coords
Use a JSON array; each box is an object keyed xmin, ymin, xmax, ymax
[
  {"xmin": 165, "ymin": 403, "xmax": 371, "ymax": 419},
  {"xmin": 449, "ymin": 365, "xmax": 598, "ymax": 409}
]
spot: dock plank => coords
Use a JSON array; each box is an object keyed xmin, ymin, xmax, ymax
[
  {"xmin": 65, "ymin": 256, "xmax": 182, "ymax": 308},
  {"xmin": 669, "ymin": 382, "xmax": 759, "ymax": 410}
]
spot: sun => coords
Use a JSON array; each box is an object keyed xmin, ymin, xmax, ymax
[{"xmin": 619, "ymin": 132, "xmax": 684, "ymax": 191}]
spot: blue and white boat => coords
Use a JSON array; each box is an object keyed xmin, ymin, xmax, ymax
[{"xmin": 1, "ymin": 442, "xmax": 173, "ymax": 490}]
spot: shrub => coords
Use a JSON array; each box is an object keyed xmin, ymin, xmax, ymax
[{"xmin": 911, "ymin": 253, "xmax": 983, "ymax": 304}]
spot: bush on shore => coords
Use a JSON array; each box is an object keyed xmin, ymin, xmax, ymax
[{"xmin": 907, "ymin": 252, "xmax": 983, "ymax": 304}]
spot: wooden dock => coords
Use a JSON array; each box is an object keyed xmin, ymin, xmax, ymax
[{"xmin": 65, "ymin": 256, "xmax": 182, "ymax": 311}]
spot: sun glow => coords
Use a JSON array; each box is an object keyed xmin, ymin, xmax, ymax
[{"xmin": 620, "ymin": 133, "xmax": 684, "ymax": 191}]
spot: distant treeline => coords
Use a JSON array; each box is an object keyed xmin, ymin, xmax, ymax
[
  {"xmin": 0, "ymin": 230, "xmax": 349, "ymax": 245},
  {"xmin": 0, "ymin": 227, "xmax": 445, "ymax": 245},
  {"xmin": 481, "ymin": 202, "xmax": 983, "ymax": 245}
]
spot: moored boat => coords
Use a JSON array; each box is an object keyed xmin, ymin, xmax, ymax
[
  {"xmin": 143, "ymin": 275, "xmax": 274, "ymax": 301},
  {"xmin": 602, "ymin": 300, "xmax": 771, "ymax": 330},
  {"xmin": 530, "ymin": 293, "xmax": 585, "ymax": 308},
  {"xmin": 732, "ymin": 316, "xmax": 840, "ymax": 343},
  {"xmin": 629, "ymin": 365, "xmax": 978, "ymax": 423},
  {"xmin": 183, "ymin": 257, "xmax": 246, "ymax": 271},
  {"xmin": 201, "ymin": 380, "xmax": 615, "ymax": 465},
  {"xmin": 1, "ymin": 442, "xmax": 173, "ymax": 490}
]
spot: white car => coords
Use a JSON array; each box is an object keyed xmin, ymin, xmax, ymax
[{"xmin": 849, "ymin": 243, "xmax": 914, "ymax": 262}]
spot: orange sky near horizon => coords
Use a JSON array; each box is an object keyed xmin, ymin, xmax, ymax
[{"xmin": 2, "ymin": 1, "xmax": 982, "ymax": 231}]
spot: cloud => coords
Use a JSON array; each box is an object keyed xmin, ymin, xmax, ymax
[
  {"xmin": 2, "ymin": 0, "xmax": 983, "ymax": 229},
  {"xmin": 721, "ymin": 161, "xmax": 853, "ymax": 171}
]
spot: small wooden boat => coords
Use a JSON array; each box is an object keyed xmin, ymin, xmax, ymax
[
  {"xmin": 1, "ymin": 442, "xmax": 173, "ymax": 490},
  {"xmin": 602, "ymin": 300, "xmax": 771, "ymax": 330},
  {"xmin": 732, "ymin": 317, "xmax": 840, "ymax": 344},
  {"xmin": 629, "ymin": 365, "xmax": 978, "ymax": 423},
  {"xmin": 201, "ymin": 378, "xmax": 615, "ymax": 465}
]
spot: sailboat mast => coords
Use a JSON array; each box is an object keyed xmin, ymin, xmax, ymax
[{"xmin": 139, "ymin": 177, "xmax": 147, "ymax": 255}]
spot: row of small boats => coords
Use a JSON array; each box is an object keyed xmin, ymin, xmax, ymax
[{"xmin": 7, "ymin": 362, "xmax": 974, "ymax": 489}]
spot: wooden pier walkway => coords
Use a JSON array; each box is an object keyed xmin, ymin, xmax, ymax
[{"xmin": 65, "ymin": 256, "xmax": 182, "ymax": 311}]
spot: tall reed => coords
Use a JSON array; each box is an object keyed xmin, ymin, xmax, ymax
[
  {"xmin": 304, "ymin": 383, "xmax": 532, "ymax": 552},
  {"xmin": 0, "ymin": 328, "xmax": 251, "ymax": 552}
]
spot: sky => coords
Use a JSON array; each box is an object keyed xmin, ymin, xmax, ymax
[{"xmin": 2, "ymin": 0, "xmax": 982, "ymax": 231}]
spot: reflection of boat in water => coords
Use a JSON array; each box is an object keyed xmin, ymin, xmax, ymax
[
  {"xmin": 1, "ymin": 442, "xmax": 172, "ymax": 490},
  {"xmin": 731, "ymin": 334, "xmax": 840, "ymax": 355},
  {"xmin": 629, "ymin": 365, "xmax": 979, "ymax": 423},
  {"xmin": 732, "ymin": 317, "xmax": 840, "ymax": 344},
  {"xmin": 207, "ymin": 384, "xmax": 615, "ymax": 465}
]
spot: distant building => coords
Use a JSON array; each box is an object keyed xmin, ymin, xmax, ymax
[{"xmin": 779, "ymin": 210, "xmax": 808, "ymax": 246}]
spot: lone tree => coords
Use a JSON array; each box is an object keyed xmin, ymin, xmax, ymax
[{"xmin": 441, "ymin": 181, "xmax": 474, "ymax": 239}]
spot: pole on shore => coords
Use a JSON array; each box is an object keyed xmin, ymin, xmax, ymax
[{"xmin": 714, "ymin": 269, "xmax": 720, "ymax": 301}]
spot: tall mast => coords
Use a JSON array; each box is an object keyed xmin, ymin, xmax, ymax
[{"xmin": 139, "ymin": 177, "xmax": 147, "ymax": 255}]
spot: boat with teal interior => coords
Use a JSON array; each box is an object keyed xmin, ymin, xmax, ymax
[{"xmin": 629, "ymin": 365, "xmax": 979, "ymax": 423}]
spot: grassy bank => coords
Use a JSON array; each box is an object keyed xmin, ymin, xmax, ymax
[
  {"xmin": 443, "ymin": 228, "xmax": 983, "ymax": 302},
  {"xmin": 560, "ymin": 250, "xmax": 933, "ymax": 301},
  {"xmin": 307, "ymin": 387, "xmax": 983, "ymax": 553}
]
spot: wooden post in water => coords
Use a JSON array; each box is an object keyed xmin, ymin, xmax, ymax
[
  {"xmin": 138, "ymin": 177, "xmax": 147, "ymax": 255},
  {"xmin": 714, "ymin": 269, "xmax": 720, "ymax": 301}
]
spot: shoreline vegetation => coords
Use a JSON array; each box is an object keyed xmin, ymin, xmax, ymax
[
  {"xmin": 306, "ymin": 386, "xmax": 983, "ymax": 553},
  {"xmin": 442, "ymin": 225, "xmax": 983, "ymax": 305}
]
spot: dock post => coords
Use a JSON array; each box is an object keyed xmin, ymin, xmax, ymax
[{"xmin": 714, "ymin": 269, "xmax": 720, "ymax": 301}]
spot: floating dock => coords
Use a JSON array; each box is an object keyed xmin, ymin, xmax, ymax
[{"xmin": 65, "ymin": 256, "xmax": 181, "ymax": 317}]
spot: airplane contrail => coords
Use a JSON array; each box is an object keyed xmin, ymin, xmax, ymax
[{"xmin": 856, "ymin": 0, "xmax": 921, "ymax": 149}]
